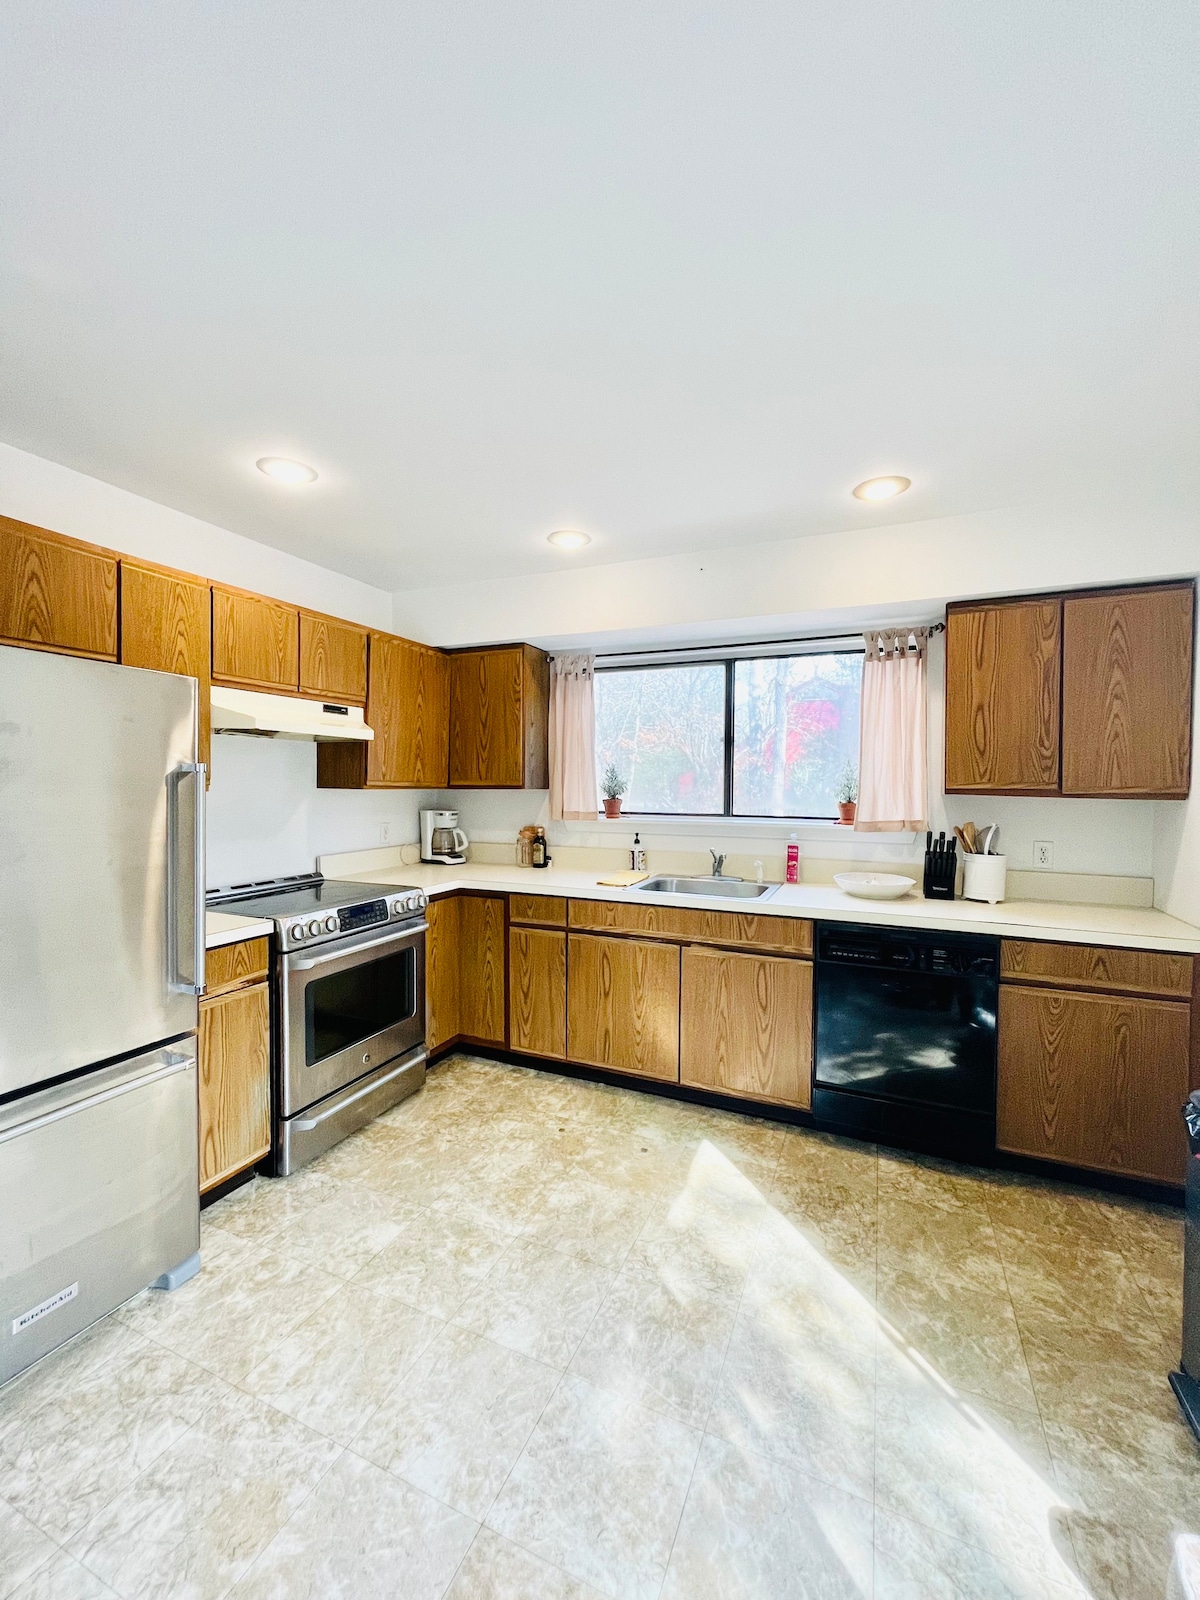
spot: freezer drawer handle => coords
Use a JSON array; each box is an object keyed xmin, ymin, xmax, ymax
[
  {"xmin": 291, "ymin": 1050, "xmax": 427, "ymax": 1130},
  {"xmin": 0, "ymin": 1055, "xmax": 194, "ymax": 1147}
]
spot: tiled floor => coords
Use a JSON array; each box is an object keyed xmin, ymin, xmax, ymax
[{"xmin": 1, "ymin": 1054, "xmax": 1196, "ymax": 1599}]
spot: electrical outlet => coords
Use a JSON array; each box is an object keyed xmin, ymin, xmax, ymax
[
  {"xmin": 1033, "ymin": 841, "xmax": 1053, "ymax": 870},
  {"xmin": 380, "ymin": 822, "xmax": 394, "ymax": 846}
]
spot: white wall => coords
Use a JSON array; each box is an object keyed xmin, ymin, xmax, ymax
[{"xmin": 1153, "ymin": 641, "xmax": 1200, "ymax": 923}]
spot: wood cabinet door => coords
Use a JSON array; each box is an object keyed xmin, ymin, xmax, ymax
[
  {"xmin": 425, "ymin": 896, "xmax": 460, "ymax": 1054},
  {"xmin": 0, "ymin": 517, "xmax": 118, "ymax": 659},
  {"xmin": 299, "ymin": 612, "xmax": 368, "ymax": 704},
  {"xmin": 211, "ymin": 586, "xmax": 299, "ymax": 691},
  {"xmin": 392, "ymin": 640, "xmax": 449, "ymax": 786},
  {"xmin": 945, "ymin": 601, "xmax": 1061, "ymax": 793},
  {"xmin": 197, "ymin": 981, "xmax": 271, "ymax": 1192},
  {"xmin": 120, "ymin": 560, "xmax": 212, "ymax": 772},
  {"xmin": 680, "ymin": 947, "xmax": 812, "ymax": 1108},
  {"xmin": 1062, "ymin": 584, "xmax": 1194, "ymax": 798},
  {"xmin": 567, "ymin": 934, "xmax": 680, "ymax": 1082},
  {"xmin": 510, "ymin": 927, "xmax": 567, "ymax": 1059},
  {"xmin": 997, "ymin": 984, "xmax": 1189, "ymax": 1185},
  {"xmin": 449, "ymin": 647, "xmax": 524, "ymax": 786},
  {"xmin": 459, "ymin": 896, "xmax": 507, "ymax": 1045}
]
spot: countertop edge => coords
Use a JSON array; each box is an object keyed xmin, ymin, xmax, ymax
[{"xmin": 205, "ymin": 913, "xmax": 275, "ymax": 950}]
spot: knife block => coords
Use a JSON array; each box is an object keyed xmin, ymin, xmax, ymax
[{"xmin": 923, "ymin": 847, "xmax": 957, "ymax": 900}]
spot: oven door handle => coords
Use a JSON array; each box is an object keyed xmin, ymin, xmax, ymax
[{"xmin": 287, "ymin": 923, "xmax": 428, "ymax": 972}]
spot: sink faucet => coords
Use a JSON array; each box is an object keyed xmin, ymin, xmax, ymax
[{"xmin": 711, "ymin": 851, "xmax": 726, "ymax": 878}]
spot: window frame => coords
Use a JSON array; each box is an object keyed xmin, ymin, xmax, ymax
[{"xmin": 594, "ymin": 646, "xmax": 864, "ymax": 822}]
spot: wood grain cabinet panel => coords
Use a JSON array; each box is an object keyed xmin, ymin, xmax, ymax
[
  {"xmin": 211, "ymin": 586, "xmax": 299, "ymax": 691},
  {"xmin": 945, "ymin": 600, "xmax": 1061, "ymax": 793},
  {"xmin": 459, "ymin": 896, "xmax": 507, "ymax": 1045},
  {"xmin": 997, "ymin": 984, "xmax": 1189, "ymax": 1185},
  {"xmin": 567, "ymin": 900, "xmax": 813, "ymax": 956},
  {"xmin": 509, "ymin": 927, "xmax": 567, "ymax": 1059},
  {"xmin": 681, "ymin": 947, "xmax": 813, "ymax": 1109},
  {"xmin": 425, "ymin": 896, "xmax": 460, "ymax": 1054},
  {"xmin": 510, "ymin": 895, "xmax": 567, "ymax": 927},
  {"xmin": 1062, "ymin": 584, "xmax": 1194, "ymax": 798},
  {"xmin": 204, "ymin": 937, "xmax": 270, "ymax": 997},
  {"xmin": 449, "ymin": 644, "xmax": 549, "ymax": 788},
  {"xmin": 1001, "ymin": 940, "xmax": 1193, "ymax": 1001},
  {"xmin": 120, "ymin": 560, "xmax": 212, "ymax": 773},
  {"xmin": 299, "ymin": 612, "xmax": 368, "ymax": 704},
  {"xmin": 197, "ymin": 980, "xmax": 271, "ymax": 1193},
  {"xmin": 0, "ymin": 517, "xmax": 118, "ymax": 659},
  {"xmin": 318, "ymin": 633, "xmax": 448, "ymax": 788},
  {"xmin": 567, "ymin": 934, "xmax": 680, "ymax": 1082}
]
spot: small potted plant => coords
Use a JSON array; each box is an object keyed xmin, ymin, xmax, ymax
[
  {"xmin": 601, "ymin": 764, "xmax": 628, "ymax": 819},
  {"xmin": 835, "ymin": 760, "xmax": 858, "ymax": 824}
]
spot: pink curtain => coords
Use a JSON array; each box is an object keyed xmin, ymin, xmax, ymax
[
  {"xmin": 855, "ymin": 629, "xmax": 929, "ymax": 832},
  {"xmin": 549, "ymin": 653, "xmax": 597, "ymax": 821}
]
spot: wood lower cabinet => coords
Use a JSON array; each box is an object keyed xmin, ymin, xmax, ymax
[
  {"xmin": 568, "ymin": 900, "xmax": 813, "ymax": 956},
  {"xmin": 1001, "ymin": 939, "xmax": 1192, "ymax": 1001},
  {"xmin": 945, "ymin": 598, "xmax": 1062, "ymax": 793},
  {"xmin": 510, "ymin": 927, "xmax": 567, "ymax": 1059},
  {"xmin": 510, "ymin": 894, "xmax": 567, "ymax": 927},
  {"xmin": 680, "ymin": 946, "xmax": 812, "ymax": 1109},
  {"xmin": 0, "ymin": 516, "xmax": 118, "ymax": 660},
  {"xmin": 319, "ymin": 632, "xmax": 448, "ymax": 788},
  {"xmin": 449, "ymin": 644, "xmax": 549, "ymax": 788},
  {"xmin": 198, "ymin": 977, "xmax": 271, "ymax": 1194},
  {"xmin": 1062, "ymin": 583, "xmax": 1194, "ymax": 798},
  {"xmin": 211, "ymin": 585, "xmax": 299, "ymax": 691},
  {"xmin": 426, "ymin": 894, "xmax": 506, "ymax": 1053},
  {"xmin": 120, "ymin": 559, "xmax": 212, "ymax": 774},
  {"xmin": 567, "ymin": 934, "xmax": 680, "ymax": 1082},
  {"xmin": 997, "ymin": 983, "xmax": 1189, "ymax": 1185},
  {"xmin": 299, "ymin": 611, "xmax": 368, "ymax": 705}
]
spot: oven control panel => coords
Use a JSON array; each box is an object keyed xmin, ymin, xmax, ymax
[{"xmin": 284, "ymin": 890, "xmax": 427, "ymax": 946}]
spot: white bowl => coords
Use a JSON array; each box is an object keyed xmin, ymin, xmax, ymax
[{"xmin": 834, "ymin": 872, "xmax": 917, "ymax": 901}]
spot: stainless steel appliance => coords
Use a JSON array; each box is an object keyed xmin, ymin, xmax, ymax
[
  {"xmin": 420, "ymin": 808, "xmax": 468, "ymax": 864},
  {"xmin": 206, "ymin": 875, "xmax": 427, "ymax": 1173},
  {"xmin": 1170, "ymin": 1092, "xmax": 1200, "ymax": 1443},
  {"xmin": 813, "ymin": 922, "xmax": 999, "ymax": 1161},
  {"xmin": 0, "ymin": 645, "xmax": 204, "ymax": 1386}
]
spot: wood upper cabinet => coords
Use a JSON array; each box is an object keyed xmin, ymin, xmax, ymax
[
  {"xmin": 680, "ymin": 946, "xmax": 813, "ymax": 1109},
  {"xmin": 211, "ymin": 585, "xmax": 299, "ymax": 691},
  {"xmin": 425, "ymin": 893, "xmax": 506, "ymax": 1052},
  {"xmin": 567, "ymin": 933, "xmax": 680, "ymax": 1082},
  {"xmin": 197, "ymin": 975, "xmax": 271, "ymax": 1194},
  {"xmin": 120, "ymin": 559, "xmax": 212, "ymax": 774},
  {"xmin": 317, "ymin": 632, "xmax": 448, "ymax": 788},
  {"xmin": 0, "ymin": 517, "xmax": 118, "ymax": 660},
  {"xmin": 299, "ymin": 611, "xmax": 368, "ymax": 705},
  {"xmin": 449, "ymin": 644, "xmax": 549, "ymax": 788},
  {"xmin": 510, "ymin": 926, "xmax": 567, "ymax": 1060},
  {"xmin": 1061, "ymin": 583, "xmax": 1194, "ymax": 798},
  {"xmin": 997, "ymin": 983, "xmax": 1189, "ymax": 1185},
  {"xmin": 945, "ymin": 599, "xmax": 1061, "ymax": 793}
]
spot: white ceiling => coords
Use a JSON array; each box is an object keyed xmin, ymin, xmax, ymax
[{"xmin": 2, "ymin": 2, "xmax": 1197, "ymax": 592}]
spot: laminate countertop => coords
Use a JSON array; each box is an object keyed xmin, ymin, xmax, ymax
[
  {"xmin": 335, "ymin": 861, "xmax": 1200, "ymax": 954},
  {"xmin": 205, "ymin": 910, "xmax": 274, "ymax": 950}
]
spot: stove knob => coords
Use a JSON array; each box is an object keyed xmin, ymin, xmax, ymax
[
  {"xmin": 306, "ymin": 919, "xmax": 321, "ymax": 936},
  {"xmin": 290, "ymin": 925, "xmax": 305, "ymax": 941},
  {"xmin": 325, "ymin": 915, "xmax": 338, "ymax": 932}
]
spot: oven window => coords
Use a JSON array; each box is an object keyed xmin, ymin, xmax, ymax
[{"xmin": 304, "ymin": 949, "xmax": 416, "ymax": 1066}]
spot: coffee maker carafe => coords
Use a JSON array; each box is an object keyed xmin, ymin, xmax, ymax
[{"xmin": 420, "ymin": 808, "xmax": 468, "ymax": 864}]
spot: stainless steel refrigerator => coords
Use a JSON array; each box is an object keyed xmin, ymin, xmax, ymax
[{"xmin": 0, "ymin": 644, "xmax": 204, "ymax": 1385}]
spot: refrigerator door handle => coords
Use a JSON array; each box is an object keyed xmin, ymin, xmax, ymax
[{"xmin": 167, "ymin": 762, "xmax": 207, "ymax": 994}]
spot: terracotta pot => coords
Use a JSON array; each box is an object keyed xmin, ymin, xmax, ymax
[
  {"xmin": 603, "ymin": 797, "xmax": 623, "ymax": 818},
  {"xmin": 837, "ymin": 801, "xmax": 856, "ymax": 825}
]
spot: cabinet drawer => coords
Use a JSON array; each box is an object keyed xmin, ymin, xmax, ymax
[
  {"xmin": 681, "ymin": 946, "xmax": 812, "ymax": 1109},
  {"xmin": 1000, "ymin": 940, "xmax": 1192, "ymax": 1000},
  {"xmin": 510, "ymin": 894, "xmax": 567, "ymax": 927},
  {"xmin": 205, "ymin": 937, "xmax": 270, "ymax": 997},
  {"xmin": 567, "ymin": 899, "xmax": 812, "ymax": 956}
]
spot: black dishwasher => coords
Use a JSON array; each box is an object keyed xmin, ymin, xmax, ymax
[{"xmin": 813, "ymin": 922, "xmax": 999, "ymax": 1161}]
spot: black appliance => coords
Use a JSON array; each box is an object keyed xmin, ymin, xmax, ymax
[
  {"xmin": 813, "ymin": 921, "xmax": 999, "ymax": 1160},
  {"xmin": 1170, "ymin": 1092, "xmax": 1200, "ymax": 1444}
]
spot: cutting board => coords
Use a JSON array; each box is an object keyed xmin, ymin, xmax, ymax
[{"xmin": 594, "ymin": 870, "xmax": 650, "ymax": 887}]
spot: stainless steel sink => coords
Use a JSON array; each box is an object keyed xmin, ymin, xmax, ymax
[{"xmin": 630, "ymin": 876, "xmax": 778, "ymax": 901}]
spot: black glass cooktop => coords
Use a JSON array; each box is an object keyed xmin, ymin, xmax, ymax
[{"xmin": 207, "ymin": 877, "xmax": 399, "ymax": 920}]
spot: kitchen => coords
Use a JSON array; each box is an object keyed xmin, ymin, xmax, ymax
[{"xmin": 3, "ymin": 7, "xmax": 1200, "ymax": 1599}]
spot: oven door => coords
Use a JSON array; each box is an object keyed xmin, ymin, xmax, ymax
[{"xmin": 281, "ymin": 922, "xmax": 426, "ymax": 1117}]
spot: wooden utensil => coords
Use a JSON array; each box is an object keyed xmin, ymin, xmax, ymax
[
  {"xmin": 962, "ymin": 821, "xmax": 978, "ymax": 853},
  {"xmin": 953, "ymin": 826, "xmax": 974, "ymax": 854}
]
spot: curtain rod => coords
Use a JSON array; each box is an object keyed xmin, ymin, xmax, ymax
[{"xmin": 592, "ymin": 622, "xmax": 944, "ymax": 664}]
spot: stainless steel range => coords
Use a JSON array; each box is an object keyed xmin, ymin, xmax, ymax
[{"xmin": 207, "ymin": 875, "xmax": 427, "ymax": 1173}]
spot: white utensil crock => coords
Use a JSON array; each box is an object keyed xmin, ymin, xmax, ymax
[{"xmin": 962, "ymin": 853, "xmax": 1007, "ymax": 904}]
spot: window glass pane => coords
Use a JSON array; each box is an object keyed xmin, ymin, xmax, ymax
[
  {"xmin": 594, "ymin": 665, "xmax": 726, "ymax": 814},
  {"xmin": 732, "ymin": 653, "xmax": 862, "ymax": 817}
]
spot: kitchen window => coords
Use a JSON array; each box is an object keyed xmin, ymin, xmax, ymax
[{"xmin": 593, "ymin": 649, "xmax": 863, "ymax": 819}]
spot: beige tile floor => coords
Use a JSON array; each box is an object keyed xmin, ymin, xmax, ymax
[{"xmin": 1, "ymin": 1054, "xmax": 1197, "ymax": 1600}]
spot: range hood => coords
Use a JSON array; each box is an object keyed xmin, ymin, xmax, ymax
[{"xmin": 210, "ymin": 686, "xmax": 374, "ymax": 741}]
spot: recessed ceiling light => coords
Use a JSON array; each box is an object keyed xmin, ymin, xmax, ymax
[
  {"xmin": 547, "ymin": 529, "xmax": 591, "ymax": 550},
  {"xmin": 852, "ymin": 475, "xmax": 911, "ymax": 501},
  {"xmin": 256, "ymin": 457, "xmax": 318, "ymax": 485}
]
